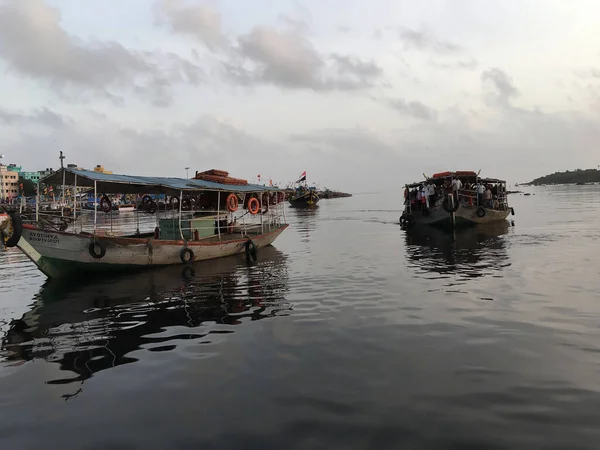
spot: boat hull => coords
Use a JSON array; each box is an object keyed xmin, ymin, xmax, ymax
[
  {"xmin": 455, "ymin": 206, "xmax": 511, "ymax": 224},
  {"xmin": 17, "ymin": 224, "xmax": 288, "ymax": 279},
  {"xmin": 403, "ymin": 205, "xmax": 511, "ymax": 229}
]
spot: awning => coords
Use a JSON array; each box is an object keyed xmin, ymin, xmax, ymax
[{"xmin": 40, "ymin": 168, "xmax": 281, "ymax": 195}]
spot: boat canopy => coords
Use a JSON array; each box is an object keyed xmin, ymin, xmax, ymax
[
  {"xmin": 404, "ymin": 173, "xmax": 506, "ymax": 188},
  {"xmin": 40, "ymin": 168, "xmax": 280, "ymax": 195}
]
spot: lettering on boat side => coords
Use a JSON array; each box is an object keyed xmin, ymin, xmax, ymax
[{"xmin": 28, "ymin": 232, "xmax": 60, "ymax": 244}]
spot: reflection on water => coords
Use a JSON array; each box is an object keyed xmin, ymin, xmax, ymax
[
  {"xmin": 291, "ymin": 208, "xmax": 319, "ymax": 244},
  {"xmin": 1, "ymin": 247, "xmax": 289, "ymax": 391},
  {"xmin": 405, "ymin": 221, "xmax": 512, "ymax": 280}
]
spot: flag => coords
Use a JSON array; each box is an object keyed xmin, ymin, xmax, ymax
[{"xmin": 297, "ymin": 170, "xmax": 306, "ymax": 182}]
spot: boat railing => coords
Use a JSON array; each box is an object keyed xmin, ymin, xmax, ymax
[{"xmin": 30, "ymin": 191, "xmax": 287, "ymax": 241}]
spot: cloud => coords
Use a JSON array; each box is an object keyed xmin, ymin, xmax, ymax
[
  {"xmin": 0, "ymin": 0, "xmax": 204, "ymax": 105},
  {"xmin": 225, "ymin": 26, "xmax": 383, "ymax": 91},
  {"xmin": 154, "ymin": 0, "xmax": 227, "ymax": 50},
  {"xmin": 386, "ymin": 98, "xmax": 437, "ymax": 120},
  {"xmin": 481, "ymin": 68, "xmax": 519, "ymax": 106},
  {"xmin": 337, "ymin": 25, "xmax": 351, "ymax": 33},
  {"xmin": 431, "ymin": 57, "xmax": 478, "ymax": 70},
  {"xmin": 398, "ymin": 27, "xmax": 462, "ymax": 54},
  {"xmin": 0, "ymin": 107, "xmax": 72, "ymax": 128},
  {"xmin": 154, "ymin": 0, "xmax": 383, "ymax": 91}
]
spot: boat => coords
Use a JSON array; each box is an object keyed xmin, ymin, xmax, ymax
[
  {"xmin": 288, "ymin": 185, "xmax": 319, "ymax": 208},
  {"xmin": 1, "ymin": 166, "xmax": 288, "ymax": 279},
  {"xmin": 399, "ymin": 170, "xmax": 515, "ymax": 229}
]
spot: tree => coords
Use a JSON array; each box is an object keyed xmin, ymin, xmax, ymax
[{"xmin": 18, "ymin": 177, "xmax": 36, "ymax": 197}]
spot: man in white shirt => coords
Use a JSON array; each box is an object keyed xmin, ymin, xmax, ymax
[
  {"xmin": 452, "ymin": 178, "xmax": 462, "ymax": 191},
  {"xmin": 476, "ymin": 182, "xmax": 485, "ymax": 206}
]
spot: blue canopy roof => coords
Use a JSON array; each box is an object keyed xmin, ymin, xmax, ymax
[{"xmin": 41, "ymin": 168, "xmax": 280, "ymax": 194}]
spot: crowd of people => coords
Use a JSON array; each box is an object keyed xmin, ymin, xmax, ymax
[{"xmin": 405, "ymin": 179, "xmax": 506, "ymax": 211}]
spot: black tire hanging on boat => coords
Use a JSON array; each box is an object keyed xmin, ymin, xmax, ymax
[
  {"xmin": 169, "ymin": 196, "xmax": 179, "ymax": 209},
  {"xmin": 141, "ymin": 195, "xmax": 153, "ymax": 207},
  {"xmin": 2, "ymin": 213, "xmax": 23, "ymax": 248},
  {"xmin": 442, "ymin": 196, "xmax": 459, "ymax": 213},
  {"xmin": 89, "ymin": 241, "xmax": 106, "ymax": 259},
  {"xmin": 476, "ymin": 207, "xmax": 486, "ymax": 218},
  {"xmin": 245, "ymin": 239, "xmax": 257, "ymax": 262},
  {"xmin": 180, "ymin": 247, "xmax": 194, "ymax": 264},
  {"xmin": 510, "ymin": 207, "xmax": 515, "ymax": 216},
  {"xmin": 145, "ymin": 200, "xmax": 158, "ymax": 214},
  {"xmin": 182, "ymin": 198, "xmax": 192, "ymax": 211}
]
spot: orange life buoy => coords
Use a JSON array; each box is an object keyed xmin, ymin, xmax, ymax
[
  {"xmin": 226, "ymin": 193, "xmax": 238, "ymax": 212},
  {"xmin": 248, "ymin": 197, "xmax": 260, "ymax": 215}
]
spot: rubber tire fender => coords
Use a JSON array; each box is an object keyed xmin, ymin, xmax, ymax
[
  {"xmin": 180, "ymin": 247, "xmax": 194, "ymax": 264},
  {"xmin": 2, "ymin": 213, "xmax": 23, "ymax": 248},
  {"xmin": 245, "ymin": 239, "xmax": 257, "ymax": 262},
  {"xmin": 89, "ymin": 241, "xmax": 107, "ymax": 259}
]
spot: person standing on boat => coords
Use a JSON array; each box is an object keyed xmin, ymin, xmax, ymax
[
  {"xmin": 483, "ymin": 185, "xmax": 493, "ymax": 208},
  {"xmin": 476, "ymin": 181, "xmax": 485, "ymax": 206}
]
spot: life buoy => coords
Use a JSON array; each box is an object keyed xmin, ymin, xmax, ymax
[
  {"xmin": 100, "ymin": 195, "xmax": 112, "ymax": 214},
  {"xmin": 89, "ymin": 241, "xmax": 106, "ymax": 259},
  {"xmin": 248, "ymin": 197, "xmax": 260, "ymax": 215},
  {"xmin": 226, "ymin": 193, "xmax": 238, "ymax": 212},
  {"xmin": 245, "ymin": 239, "xmax": 257, "ymax": 262},
  {"xmin": 1, "ymin": 213, "xmax": 23, "ymax": 248},
  {"xmin": 476, "ymin": 207, "xmax": 486, "ymax": 218},
  {"xmin": 442, "ymin": 195, "xmax": 460, "ymax": 213},
  {"xmin": 180, "ymin": 247, "xmax": 194, "ymax": 263}
]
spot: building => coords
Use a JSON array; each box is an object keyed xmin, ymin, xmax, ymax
[
  {"xmin": 38, "ymin": 168, "xmax": 54, "ymax": 179},
  {"xmin": 0, "ymin": 165, "xmax": 19, "ymax": 201},
  {"xmin": 22, "ymin": 171, "xmax": 41, "ymax": 183},
  {"xmin": 7, "ymin": 164, "xmax": 22, "ymax": 174}
]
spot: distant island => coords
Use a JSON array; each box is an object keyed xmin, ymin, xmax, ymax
[{"xmin": 526, "ymin": 168, "xmax": 600, "ymax": 186}]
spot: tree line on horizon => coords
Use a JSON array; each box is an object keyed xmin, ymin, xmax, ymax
[{"xmin": 528, "ymin": 168, "xmax": 600, "ymax": 185}]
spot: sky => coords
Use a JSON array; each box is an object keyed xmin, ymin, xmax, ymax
[{"xmin": 1, "ymin": 0, "xmax": 599, "ymax": 191}]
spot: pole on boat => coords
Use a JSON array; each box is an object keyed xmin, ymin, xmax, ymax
[
  {"xmin": 178, "ymin": 189, "xmax": 184, "ymax": 241},
  {"xmin": 259, "ymin": 191, "xmax": 264, "ymax": 234},
  {"xmin": 217, "ymin": 191, "xmax": 221, "ymax": 241},
  {"xmin": 73, "ymin": 174, "xmax": 77, "ymax": 225},
  {"xmin": 36, "ymin": 182, "xmax": 40, "ymax": 223},
  {"xmin": 241, "ymin": 193, "xmax": 246, "ymax": 237},
  {"xmin": 60, "ymin": 151, "xmax": 66, "ymax": 216},
  {"xmin": 93, "ymin": 180, "xmax": 97, "ymax": 236}
]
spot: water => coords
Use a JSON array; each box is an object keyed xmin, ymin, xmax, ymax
[{"xmin": 1, "ymin": 185, "xmax": 600, "ymax": 449}]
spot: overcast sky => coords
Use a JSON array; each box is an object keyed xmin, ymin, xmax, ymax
[{"xmin": 1, "ymin": 0, "xmax": 599, "ymax": 190}]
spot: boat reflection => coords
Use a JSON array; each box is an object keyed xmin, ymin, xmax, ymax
[
  {"xmin": 1, "ymin": 247, "xmax": 290, "ymax": 389},
  {"xmin": 404, "ymin": 221, "xmax": 512, "ymax": 278},
  {"xmin": 291, "ymin": 207, "xmax": 319, "ymax": 244}
]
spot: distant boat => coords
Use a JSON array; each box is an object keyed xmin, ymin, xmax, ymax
[{"xmin": 288, "ymin": 186, "xmax": 319, "ymax": 208}]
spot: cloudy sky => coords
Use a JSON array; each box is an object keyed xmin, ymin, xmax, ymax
[{"xmin": 1, "ymin": 0, "xmax": 599, "ymax": 190}]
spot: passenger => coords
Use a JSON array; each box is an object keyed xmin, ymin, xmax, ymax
[
  {"xmin": 416, "ymin": 187, "xmax": 422, "ymax": 210},
  {"xmin": 452, "ymin": 177, "xmax": 463, "ymax": 191},
  {"xmin": 428, "ymin": 183, "xmax": 436, "ymax": 205},
  {"xmin": 484, "ymin": 185, "xmax": 493, "ymax": 208},
  {"xmin": 476, "ymin": 182, "xmax": 485, "ymax": 206}
]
